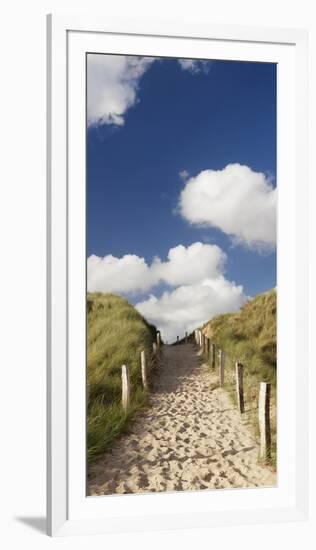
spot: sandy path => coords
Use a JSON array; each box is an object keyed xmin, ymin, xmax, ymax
[{"xmin": 88, "ymin": 344, "xmax": 276, "ymax": 495}]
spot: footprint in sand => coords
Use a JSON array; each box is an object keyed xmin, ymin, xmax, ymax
[{"xmin": 88, "ymin": 344, "xmax": 276, "ymax": 496}]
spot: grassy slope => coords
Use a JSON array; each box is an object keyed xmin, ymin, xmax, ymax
[
  {"xmin": 202, "ymin": 289, "xmax": 277, "ymax": 464},
  {"xmin": 87, "ymin": 292, "xmax": 156, "ymax": 464}
]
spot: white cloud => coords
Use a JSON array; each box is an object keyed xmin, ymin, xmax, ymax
[
  {"xmin": 88, "ymin": 242, "xmax": 247, "ymax": 342},
  {"xmin": 179, "ymin": 169, "xmax": 189, "ymax": 181},
  {"xmin": 153, "ymin": 242, "xmax": 226, "ymax": 286},
  {"xmin": 87, "ymin": 55, "xmax": 213, "ymax": 127},
  {"xmin": 178, "ymin": 163, "xmax": 276, "ymax": 250},
  {"xmin": 87, "ymin": 254, "xmax": 153, "ymax": 294},
  {"xmin": 87, "ymin": 242, "xmax": 225, "ymax": 293},
  {"xmin": 135, "ymin": 277, "xmax": 246, "ymax": 343},
  {"xmin": 87, "ymin": 54, "xmax": 154, "ymax": 127},
  {"xmin": 178, "ymin": 59, "xmax": 211, "ymax": 74}
]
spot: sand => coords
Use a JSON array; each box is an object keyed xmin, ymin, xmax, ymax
[{"xmin": 88, "ymin": 343, "xmax": 276, "ymax": 495}]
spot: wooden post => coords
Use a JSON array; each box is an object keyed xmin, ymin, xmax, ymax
[
  {"xmin": 185, "ymin": 332, "xmax": 188, "ymax": 344},
  {"xmin": 121, "ymin": 364, "xmax": 130, "ymax": 413},
  {"xmin": 259, "ymin": 382, "xmax": 271, "ymax": 461},
  {"xmin": 205, "ymin": 337, "xmax": 210, "ymax": 359},
  {"xmin": 156, "ymin": 330, "xmax": 161, "ymax": 349},
  {"xmin": 195, "ymin": 330, "xmax": 199, "ymax": 346},
  {"xmin": 199, "ymin": 330, "xmax": 202, "ymax": 349},
  {"xmin": 219, "ymin": 349, "xmax": 225, "ymax": 387},
  {"xmin": 152, "ymin": 342, "xmax": 158, "ymax": 368},
  {"xmin": 141, "ymin": 350, "xmax": 148, "ymax": 391},
  {"xmin": 210, "ymin": 343, "xmax": 216, "ymax": 369},
  {"xmin": 235, "ymin": 362, "xmax": 245, "ymax": 413},
  {"xmin": 177, "ymin": 335, "xmax": 179, "ymax": 345}
]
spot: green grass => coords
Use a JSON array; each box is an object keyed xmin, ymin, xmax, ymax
[
  {"xmin": 87, "ymin": 292, "xmax": 157, "ymax": 464},
  {"xmin": 201, "ymin": 289, "xmax": 277, "ymax": 466}
]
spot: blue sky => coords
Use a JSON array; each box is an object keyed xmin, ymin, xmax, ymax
[{"xmin": 87, "ymin": 55, "xmax": 276, "ymax": 340}]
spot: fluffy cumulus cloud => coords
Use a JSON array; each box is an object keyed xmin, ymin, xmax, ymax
[
  {"xmin": 87, "ymin": 54, "xmax": 154, "ymax": 127},
  {"xmin": 178, "ymin": 164, "xmax": 276, "ymax": 250},
  {"xmin": 178, "ymin": 59, "xmax": 211, "ymax": 74},
  {"xmin": 153, "ymin": 242, "xmax": 226, "ymax": 286},
  {"xmin": 88, "ymin": 242, "xmax": 246, "ymax": 342},
  {"xmin": 87, "ymin": 55, "xmax": 214, "ymax": 127},
  {"xmin": 87, "ymin": 253, "xmax": 154, "ymax": 294},
  {"xmin": 136, "ymin": 277, "xmax": 245, "ymax": 343},
  {"xmin": 88, "ymin": 242, "xmax": 225, "ymax": 293}
]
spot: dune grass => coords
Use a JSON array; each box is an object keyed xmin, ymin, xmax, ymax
[
  {"xmin": 202, "ymin": 289, "xmax": 277, "ymax": 466},
  {"xmin": 87, "ymin": 292, "xmax": 157, "ymax": 464}
]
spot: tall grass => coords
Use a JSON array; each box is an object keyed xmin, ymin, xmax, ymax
[
  {"xmin": 202, "ymin": 289, "xmax": 277, "ymax": 466},
  {"xmin": 87, "ymin": 292, "xmax": 156, "ymax": 464}
]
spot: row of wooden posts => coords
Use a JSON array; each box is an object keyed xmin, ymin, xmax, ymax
[
  {"xmin": 121, "ymin": 330, "xmax": 161, "ymax": 414},
  {"xmin": 120, "ymin": 326, "xmax": 271, "ymax": 463},
  {"xmin": 194, "ymin": 328, "xmax": 271, "ymax": 462},
  {"xmin": 175, "ymin": 333, "xmax": 188, "ymax": 345}
]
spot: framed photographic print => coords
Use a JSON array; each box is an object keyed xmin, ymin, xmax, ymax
[{"xmin": 47, "ymin": 14, "xmax": 309, "ymax": 536}]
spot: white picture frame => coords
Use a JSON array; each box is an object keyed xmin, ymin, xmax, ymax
[{"xmin": 47, "ymin": 13, "xmax": 309, "ymax": 537}]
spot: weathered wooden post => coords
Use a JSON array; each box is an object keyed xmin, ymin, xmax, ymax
[
  {"xmin": 235, "ymin": 362, "xmax": 245, "ymax": 413},
  {"xmin": 210, "ymin": 343, "xmax": 216, "ymax": 369},
  {"xmin": 204, "ymin": 337, "xmax": 207, "ymax": 356},
  {"xmin": 141, "ymin": 350, "xmax": 148, "ymax": 391},
  {"xmin": 205, "ymin": 337, "xmax": 210, "ymax": 360},
  {"xmin": 259, "ymin": 382, "xmax": 271, "ymax": 461},
  {"xmin": 121, "ymin": 364, "xmax": 130, "ymax": 413},
  {"xmin": 152, "ymin": 342, "xmax": 158, "ymax": 368},
  {"xmin": 156, "ymin": 330, "xmax": 161, "ymax": 349},
  {"xmin": 185, "ymin": 332, "xmax": 188, "ymax": 344},
  {"xmin": 219, "ymin": 349, "xmax": 225, "ymax": 387},
  {"xmin": 195, "ymin": 330, "xmax": 199, "ymax": 346},
  {"xmin": 177, "ymin": 335, "xmax": 179, "ymax": 345},
  {"xmin": 199, "ymin": 330, "xmax": 203, "ymax": 349}
]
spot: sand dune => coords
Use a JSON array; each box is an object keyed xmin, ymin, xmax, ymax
[{"xmin": 88, "ymin": 344, "xmax": 276, "ymax": 495}]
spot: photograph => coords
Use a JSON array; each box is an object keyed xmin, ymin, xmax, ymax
[{"xmin": 86, "ymin": 53, "xmax": 277, "ymax": 496}]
